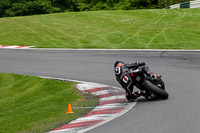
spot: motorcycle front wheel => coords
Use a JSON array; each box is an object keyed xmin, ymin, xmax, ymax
[{"xmin": 142, "ymin": 80, "xmax": 169, "ymax": 100}]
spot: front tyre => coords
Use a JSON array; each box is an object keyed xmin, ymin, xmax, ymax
[{"xmin": 142, "ymin": 80, "xmax": 169, "ymax": 100}]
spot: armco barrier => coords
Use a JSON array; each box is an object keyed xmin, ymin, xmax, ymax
[
  {"xmin": 190, "ymin": 0, "xmax": 200, "ymax": 8},
  {"xmin": 166, "ymin": 0, "xmax": 200, "ymax": 9}
]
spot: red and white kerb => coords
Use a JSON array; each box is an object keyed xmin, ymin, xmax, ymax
[
  {"xmin": 50, "ymin": 83, "xmax": 131, "ymax": 133},
  {"xmin": 0, "ymin": 45, "xmax": 34, "ymax": 49}
]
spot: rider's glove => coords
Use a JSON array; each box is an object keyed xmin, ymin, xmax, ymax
[{"xmin": 136, "ymin": 61, "xmax": 146, "ymax": 66}]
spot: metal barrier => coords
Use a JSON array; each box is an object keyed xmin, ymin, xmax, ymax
[{"xmin": 166, "ymin": 0, "xmax": 200, "ymax": 9}]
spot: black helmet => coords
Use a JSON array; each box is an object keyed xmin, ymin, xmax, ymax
[{"xmin": 114, "ymin": 61, "xmax": 125, "ymax": 68}]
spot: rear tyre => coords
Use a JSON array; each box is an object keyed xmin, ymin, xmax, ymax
[{"xmin": 142, "ymin": 80, "xmax": 169, "ymax": 100}]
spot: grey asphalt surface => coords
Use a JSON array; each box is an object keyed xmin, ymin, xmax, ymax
[{"xmin": 0, "ymin": 49, "xmax": 200, "ymax": 133}]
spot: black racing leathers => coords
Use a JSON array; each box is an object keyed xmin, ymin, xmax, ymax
[{"xmin": 114, "ymin": 61, "xmax": 147, "ymax": 101}]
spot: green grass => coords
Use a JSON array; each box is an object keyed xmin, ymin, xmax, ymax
[
  {"xmin": 0, "ymin": 73, "xmax": 98, "ymax": 133},
  {"xmin": 0, "ymin": 9, "xmax": 200, "ymax": 49}
]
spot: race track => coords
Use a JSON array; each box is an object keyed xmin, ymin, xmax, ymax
[{"xmin": 0, "ymin": 49, "xmax": 200, "ymax": 133}]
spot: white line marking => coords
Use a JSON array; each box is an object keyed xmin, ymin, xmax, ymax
[
  {"xmin": 29, "ymin": 48, "xmax": 200, "ymax": 52},
  {"xmin": 93, "ymin": 103, "xmax": 128, "ymax": 111},
  {"xmin": 3, "ymin": 47, "xmax": 200, "ymax": 52},
  {"xmin": 72, "ymin": 114, "xmax": 112, "ymax": 123},
  {"xmin": 50, "ymin": 127, "xmax": 83, "ymax": 133},
  {"xmin": 100, "ymin": 95, "xmax": 126, "ymax": 102},
  {"xmin": 91, "ymin": 90, "xmax": 110, "ymax": 96}
]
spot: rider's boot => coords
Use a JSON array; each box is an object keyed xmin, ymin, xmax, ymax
[
  {"xmin": 126, "ymin": 94, "xmax": 137, "ymax": 102},
  {"xmin": 133, "ymin": 90, "xmax": 148, "ymax": 99}
]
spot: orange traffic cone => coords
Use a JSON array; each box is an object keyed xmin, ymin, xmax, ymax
[{"xmin": 66, "ymin": 104, "xmax": 73, "ymax": 114}]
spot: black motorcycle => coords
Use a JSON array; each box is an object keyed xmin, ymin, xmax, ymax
[{"xmin": 129, "ymin": 66, "xmax": 169, "ymax": 100}]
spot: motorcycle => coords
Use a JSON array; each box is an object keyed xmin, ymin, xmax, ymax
[{"xmin": 128, "ymin": 66, "xmax": 169, "ymax": 100}]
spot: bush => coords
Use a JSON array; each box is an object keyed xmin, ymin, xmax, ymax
[
  {"xmin": 1, "ymin": 0, "xmax": 57, "ymax": 17},
  {"xmin": 91, "ymin": 1, "xmax": 109, "ymax": 10},
  {"xmin": 114, "ymin": 2, "xmax": 132, "ymax": 10},
  {"xmin": 77, "ymin": 3, "xmax": 90, "ymax": 11},
  {"xmin": 0, "ymin": 0, "xmax": 190, "ymax": 17}
]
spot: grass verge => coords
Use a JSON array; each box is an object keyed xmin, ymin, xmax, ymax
[
  {"xmin": 0, "ymin": 9, "xmax": 200, "ymax": 49},
  {"xmin": 0, "ymin": 73, "xmax": 98, "ymax": 133}
]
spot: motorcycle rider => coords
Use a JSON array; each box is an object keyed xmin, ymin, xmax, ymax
[{"xmin": 114, "ymin": 61, "xmax": 157, "ymax": 102}]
